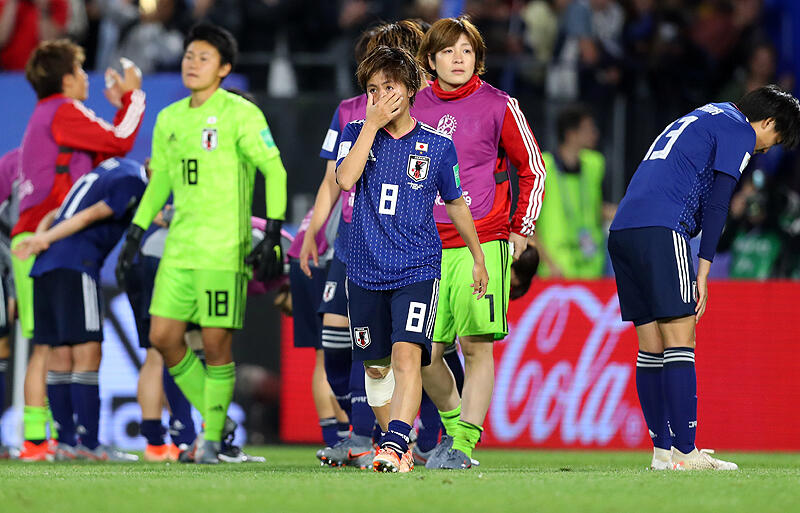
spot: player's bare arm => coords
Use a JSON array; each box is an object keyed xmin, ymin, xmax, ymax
[
  {"xmin": 35, "ymin": 208, "xmax": 58, "ymax": 234},
  {"xmin": 300, "ymin": 159, "xmax": 339, "ymax": 277},
  {"xmin": 14, "ymin": 201, "xmax": 114, "ymax": 260},
  {"xmin": 445, "ymin": 196, "xmax": 488, "ymax": 299},
  {"xmin": 337, "ymin": 91, "xmax": 403, "ymax": 191},
  {"xmin": 695, "ymin": 258, "xmax": 710, "ymax": 324}
]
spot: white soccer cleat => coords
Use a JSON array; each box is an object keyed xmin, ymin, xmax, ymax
[
  {"xmin": 650, "ymin": 447, "xmax": 673, "ymax": 470},
  {"xmin": 672, "ymin": 448, "xmax": 738, "ymax": 470}
]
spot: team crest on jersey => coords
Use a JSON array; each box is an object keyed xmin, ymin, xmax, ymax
[
  {"xmin": 202, "ymin": 128, "xmax": 218, "ymax": 151},
  {"xmin": 436, "ymin": 114, "xmax": 457, "ymax": 136},
  {"xmin": 354, "ymin": 327, "xmax": 371, "ymax": 348},
  {"xmin": 407, "ymin": 155, "xmax": 430, "ymax": 182},
  {"xmin": 323, "ymin": 281, "xmax": 337, "ymax": 302}
]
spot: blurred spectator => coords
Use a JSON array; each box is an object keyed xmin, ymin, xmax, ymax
[
  {"xmin": 0, "ymin": 0, "xmax": 70, "ymax": 70},
  {"xmin": 719, "ymin": 170, "xmax": 783, "ymax": 279},
  {"xmin": 717, "ymin": 41, "xmax": 776, "ymax": 101},
  {"xmin": 546, "ymin": 0, "xmax": 592, "ymax": 100},
  {"xmin": 536, "ymin": 105, "xmax": 612, "ymax": 278},
  {"xmin": 95, "ymin": 0, "xmax": 189, "ymax": 74},
  {"xmin": 522, "ymin": 0, "xmax": 558, "ymax": 64}
]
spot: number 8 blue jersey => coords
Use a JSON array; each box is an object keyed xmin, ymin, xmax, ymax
[
  {"xmin": 611, "ymin": 102, "xmax": 756, "ymax": 238},
  {"xmin": 337, "ymin": 120, "xmax": 462, "ymax": 290}
]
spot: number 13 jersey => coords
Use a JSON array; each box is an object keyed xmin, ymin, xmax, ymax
[
  {"xmin": 611, "ymin": 102, "xmax": 755, "ymax": 238},
  {"xmin": 337, "ymin": 120, "xmax": 461, "ymax": 290},
  {"xmin": 148, "ymin": 88, "xmax": 282, "ymax": 272}
]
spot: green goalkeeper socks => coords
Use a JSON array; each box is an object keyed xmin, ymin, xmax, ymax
[
  {"xmin": 452, "ymin": 420, "xmax": 483, "ymax": 459},
  {"xmin": 204, "ymin": 363, "xmax": 235, "ymax": 442},
  {"xmin": 439, "ymin": 404, "xmax": 461, "ymax": 437},
  {"xmin": 23, "ymin": 405, "xmax": 49, "ymax": 441},
  {"xmin": 169, "ymin": 348, "xmax": 206, "ymax": 412}
]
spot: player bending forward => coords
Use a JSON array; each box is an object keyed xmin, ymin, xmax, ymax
[
  {"xmin": 336, "ymin": 46, "xmax": 488, "ymax": 473},
  {"xmin": 609, "ymin": 85, "xmax": 800, "ymax": 470}
]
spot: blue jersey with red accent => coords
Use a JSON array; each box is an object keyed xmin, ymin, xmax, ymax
[
  {"xmin": 611, "ymin": 102, "xmax": 755, "ymax": 238},
  {"xmin": 31, "ymin": 158, "xmax": 147, "ymax": 280},
  {"xmin": 338, "ymin": 120, "xmax": 461, "ymax": 290}
]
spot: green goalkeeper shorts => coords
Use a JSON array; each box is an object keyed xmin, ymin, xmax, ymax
[
  {"xmin": 433, "ymin": 239, "xmax": 511, "ymax": 343},
  {"xmin": 149, "ymin": 266, "xmax": 248, "ymax": 329},
  {"xmin": 11, "ymin": 233, "xmax": 35, "ymax": 339}
]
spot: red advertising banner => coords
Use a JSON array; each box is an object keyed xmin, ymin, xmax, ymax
[{"xmin": 280, "ymin": 280, "xmax": 800, "ymax": 450}]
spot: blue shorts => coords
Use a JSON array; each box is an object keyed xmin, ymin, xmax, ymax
[
  {"xmin": 318, "ymin": 255, "xmax": 348, "ymax": 317},
  {"xmin": 346, "ymin": 278, "xmax": 439, "ymax": 366},
  {"xmin": 125, "ymin": 256, "xmax": 160, "ymax": 348},
  {"xmin": 608, "ymin": 227, "xmax": 697, "ymax": 326},
  {"xmin": 289, "ymin": 258, "xmax": 327, "ymax": 348},
  {"xmin": 33, "ymin": 269, "xmax": 103, "ymax": 346}
]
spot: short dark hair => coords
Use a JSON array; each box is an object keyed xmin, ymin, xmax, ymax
[
  {"xmin": 738, "ymin": 84, "xmax": 800, "ymax": 149},
  {"xmin": 356, "ymin": 46, "xmax": 423, "ymax": 107},
  {"xmin": 510, "ymin": 246, "xmax": 540, "ymax": 300},
  {"xmin": 184, "ymin": 23, "xmax": 238, "ymax": 70},
  {"xmin": 25, "ymin": 39, "xmax": 85, "ymax": 99},
  {"xmin": 556, "ymin": 104, "xmax": 593, "ymax": 144},
  {"xmin": 417, "ymin": 16, "xmax": 486, "ymax": 77},
  {"xmin": 354, "ymin": 19, "xmax": 428, "ymax": 65}
]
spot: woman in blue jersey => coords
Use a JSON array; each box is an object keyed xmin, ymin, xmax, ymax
[
  {"xmin": 336, "ymin": 46, "xmax": 488, "ymax": 473},
  {"xmin": 609, "ymin": 85, "xmax": 800, "ymax": 470}
]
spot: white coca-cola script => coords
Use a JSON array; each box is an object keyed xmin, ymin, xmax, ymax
[{"xmin": 489, "ymin": 284, "xmax": 646, "ymax": 447}]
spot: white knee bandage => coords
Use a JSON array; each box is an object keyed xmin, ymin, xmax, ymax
[{"xmin": 364, "ymin": 367, "xmax": 394, "ymax": 407}]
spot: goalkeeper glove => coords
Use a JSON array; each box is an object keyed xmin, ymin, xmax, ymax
[
  {"xmin": 246, "ymin": 218, "xmax": 283, "ymax": 282},
  {"xmin": 115, "ymin": 224, "xmax": 145, "ymax": 290}
]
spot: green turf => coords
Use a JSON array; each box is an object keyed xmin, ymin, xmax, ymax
[{"xmin": 1, "ymin": 447, "xmax": 798, "ymax": 513}]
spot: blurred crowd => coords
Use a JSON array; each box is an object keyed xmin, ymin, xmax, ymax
[{"xmin": 3, "ymin": 0, "xmax": 800, "ymax": 282}]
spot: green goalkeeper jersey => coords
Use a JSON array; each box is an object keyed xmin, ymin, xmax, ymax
[{"xmin": 133, "ymin": 88, "xmax": 287, "ymax": 273}]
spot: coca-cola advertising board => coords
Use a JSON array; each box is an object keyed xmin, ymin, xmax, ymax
[{"xmin": 280, "ymin": 280, "xmax": 800, "ymax": 450}]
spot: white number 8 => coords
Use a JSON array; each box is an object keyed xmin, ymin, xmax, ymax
[
  {"xmin": 405, "ymin": 302, "xmax": 427, "ymax": 333},
  {"xmin": 379, "ymin": 183, "xmax": 399, "ymax": 215}
]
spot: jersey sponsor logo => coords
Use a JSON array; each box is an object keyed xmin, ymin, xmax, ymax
[
  {"xmin": 337, "ymin": 141, "xmax": 352, "ymax": 161},
  {"xmin": 415, "ymin": 141, "xmax": 428, "ymax": 152},
  {"xmin": 368, "ymin": 149, "xmax": 376, "ymax": 162},
  {"xmin": 168, "ymin": 133, "xmax": 177, "ymax": 143},
  {"xmin": 354, "ymin": 327, "xmax": 371, "ymax": 348},
  {"xmin": 407, "ymin": 155, "xmax": 430, "ymax": 182},
  {"xmin": 207, "ymin": 116, "xmax": 217, "ymax": 124},
  {"xmin": 261, "ymin": 128, "xmax": 276, "ymax": 148},
  {"xmin": 322, "ymin": 129, "xmax": 338, "ymax": 153},
  {"xmin": 437, "ymin": 114, "xmax": 458, "ymax": 136},
  {"xmin": 202, "ymin": 128, "xmax": 218, "ymax": 151},
  {"xmin": 323, "ymin": 281, "xmax": 337, "ymax": 302}
]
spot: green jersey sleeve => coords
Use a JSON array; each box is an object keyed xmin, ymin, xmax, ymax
[
  {"xmin": 237, "ymin": 103, "xmax": 287, "ymax": 221},
  {"xmin": 132, "ymin": 114, "xmax": 172, "ymax": 229}
]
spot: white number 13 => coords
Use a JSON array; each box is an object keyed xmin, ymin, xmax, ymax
[{"xmin": 644, "ymin": 115, "xmax": 698, "ymax": 161}]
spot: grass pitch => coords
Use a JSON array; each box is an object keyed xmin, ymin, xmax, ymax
[{"xmin": 1, "ymin": 447, "xmax": 798, "ymax": 513}]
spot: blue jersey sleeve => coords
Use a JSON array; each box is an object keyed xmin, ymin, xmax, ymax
[
  {"xmin": 335, "ymin": 122, "xmax": 360, "ymax": 169},
  {"xmin": 435, "ymin": 140, "xmax": 462, "ymax": 202},
  {"xmin": 105, "ymin": 176, "xmax": 147, "ymax": 219},
  {"xmin": 711, "ymin": 118, "xmax": 755, "ymax": 180},
  {"xmin": 319, "ymin": 107, "xmax": 342, "ymax": 160}
]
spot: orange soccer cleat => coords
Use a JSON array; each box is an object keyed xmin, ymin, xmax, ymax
[
  {"xmin": 18, "ymin": 440, "xmax": 53, "ymax": 462},
  {"xmin": 144, "ymin": 443, "xmax": 172, "ymax": 462}
]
